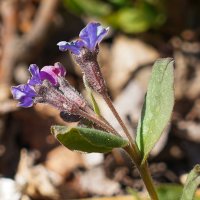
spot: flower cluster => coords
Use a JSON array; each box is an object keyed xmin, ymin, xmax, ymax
[
  {"xmin": 11, "ymin": 22, "xmax": 109, "ymax": 120},
  {"xmin": 11, "ymin": 63, "xmax": 65, "ymax": 107},
  {"xmin": 11, "ymin": 62, "xmax": 89, "ymax": 116}
]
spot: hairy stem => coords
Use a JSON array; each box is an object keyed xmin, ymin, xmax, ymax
[
  {"xmin": 102, "ymin": 93, "xmax": 140, "ymax": 158},
  {"xmin": 102, "ymin": 93, "xmax": 158, "ymax": 199},
  {"xmin": 98, "ymin": 115, "xmax": 117, "ymax": 133},
  {"xmin": 78, "ymin": 110, "xmax": 119, "ymax": 136},
  {"xmin": 102, "ymin": 94, "xmax": 133, "ymax": 141},
  {"xmin": 84, "ymin": 106, "xmax": 119, "ymax": 135},
  {"xmin": 124, "ymin": 145, "xmax": 159, "ymax": 200}
]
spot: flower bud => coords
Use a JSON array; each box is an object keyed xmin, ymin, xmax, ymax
[{"xmin": 60, "ymin": 111, "xmax": 81, "ymax": 122}]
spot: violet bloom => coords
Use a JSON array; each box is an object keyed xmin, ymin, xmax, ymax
[
  {"xmin": 57, "ymin": 40, "xmax": 84, "ymax": 55},
  {"xmin": 11, "ymin": 84, "xmax": 36, "ymax": 107},
  {"xmin": 28, "ymin": 63, "xmax": 66, "ymax": 86},
  {"xmin": 57, "ymin": 22, "xmax": 109, "ymax": 54},
  {"xmin": 57, "ymin": 22, "xmax": 109, "ymax": 95},
  {"xmin": 11, "ymin": 63, "xmax": 66, "ymax": 108}
]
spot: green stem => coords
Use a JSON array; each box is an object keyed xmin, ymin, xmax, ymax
[
  {"xmin": 139, "ymin": 161, "xmax": 159, "ymax": 200},
  {"xmin": 78, "ymin": 109, "xmax": 119, "ymax": 136},
  {"xmin": 102, "ymin": 94, "xmax": 133, "ymax": 142},
  {"xmin": 85, "ymin": 106, "xmax": 119, "ymax": 136},
  {"xmin": 101, "ymin": 93, "xmax": 158, "ymax": 199},
  {"xmin": 102, "ymin": 94, "xmax": 141, "ymax": 164},
  {"xmin": 124, "ymin": 145, "xmax": 159, "ymax": 200}
]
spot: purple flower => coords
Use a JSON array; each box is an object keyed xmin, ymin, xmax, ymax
[
  {"xmin": 57, "ymin": 22, "xmax": 109, "ymax": 54},
  {"xmin": 57, "ymin": 40, "xmax": 84, "ymax": 55},
  {"xmin": 11, "ymin": 84, "xmax": 36, "ymax": 107},
  {"xmin": 79, "ymin": 22, "xmax": 109, "ymax": 51},
  {"xmin": 28, "ymin": 64, "xmax": 42, "ymax": 86},
  {"xmin": 11, "ymin": 63, "xmax": 66, "ymax": 108},
  {"xmin": 40, "ymin": 63, "xmax": 66, "ymax": 86},
  {"xmin": 28, "ymin": 63, "xmax": 66, "ymax": 86}
]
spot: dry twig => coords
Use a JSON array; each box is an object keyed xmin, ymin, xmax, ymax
[{"xmin": 0, "ymin": 0, "xmax": 59, "ymax": 92}]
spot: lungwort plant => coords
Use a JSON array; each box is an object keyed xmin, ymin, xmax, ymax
[{"xmin": 11, "ymin": 22, "xmax": 200, "ymax": 200}]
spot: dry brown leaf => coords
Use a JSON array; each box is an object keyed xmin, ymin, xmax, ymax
[{"xmin": 45, "ymin": 146, "xmax": 85, "ymax": 177}]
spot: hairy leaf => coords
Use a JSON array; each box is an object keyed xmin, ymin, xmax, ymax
[
  {"xmin": 51, "ymin": 126, "xmax": 129, "ymax": 153},
  {"xmin": 136, "ymin": 58, "xmax": 174, "ymax": 162}
]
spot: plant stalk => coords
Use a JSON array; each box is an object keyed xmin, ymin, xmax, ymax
[
  {"xmin": 124, "ymin": 145, "xmax": 159, "ymax": 200},
  {"xmin": 102, "ymin": 94, "xmax": 133, "ymax": 142},
  {"xmin": 78, "ymin": 109, "xmax": 119, "ymax": 136},
  {"xmin": 101, "ymin": 94, "xmax": 158, "ymax": 199},
  {"xmin": 85, "ymin": 106, "xmax": 117, "ymax": 135},
  {"xmin": 102, "ymin": 94, "xmax": 140, "ymax": 158}
]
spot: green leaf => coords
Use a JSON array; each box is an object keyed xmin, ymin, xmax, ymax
[
  {"xmin": 127, "ymin": 187, "xmax": 142, "ymax": 200},
  {"xmin": 136, "ymin": 58, "xmax": 174, "ymax": 162},
  {"xmin": 181, "ymin": 164, "xmax": 200, "ymax": 200},
  {"xmin": 83, "ymin": 75, "xmax": 101, "ymax": 116},
  {"xmin": 63, "ymin": 0, "xmax": 166, "ymax": 33},
  {"xmin": 51, "ymin": 126, "xmax": 129, "ymax": 153},
  {"xmin": 64, "ymin": 0, "xmax": 111, "ymax": 17},
  {"xmin": 157, "ymin": 184, "xmax": 183, "ymax": 200},
  {"xmin": 108, "ymin": 0, "xmax": 132, "ymax": 7},
  {"xmin": 105, "ymin": 2, "xmax": 166, "ymax": 33},
  {"xmin": 158, "ymin": 183, "xmax": 200, "ymax": 200},
  {"xmin": 127, "ymin": 184, "xmax": 200, "ymax": 200}
]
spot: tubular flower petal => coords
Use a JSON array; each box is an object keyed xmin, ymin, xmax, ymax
[
  {"xmin": 28, "ymin": 63, "xmax": 66, "ymax": 86},
  {"xmin": 28, "ymin": 64, "xmax": 42, "ymax": 86},
  {"xmin": 40, "ymin": 62, "xmax": 66, "ymax": 85},
  {"xmin": 11, "ymin": 84, "xmax": 36, "ymax": 107},
  {"xmin": 57, "ymin": 22, "xmax": 109, "ymax": 54},
  {"xmin": 79, "ymin": 22, "xmax": 109, "ymax": 51},
  {"xmin": 57, "ymin": 40, "xmax": 84, "ymax": 55}
]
